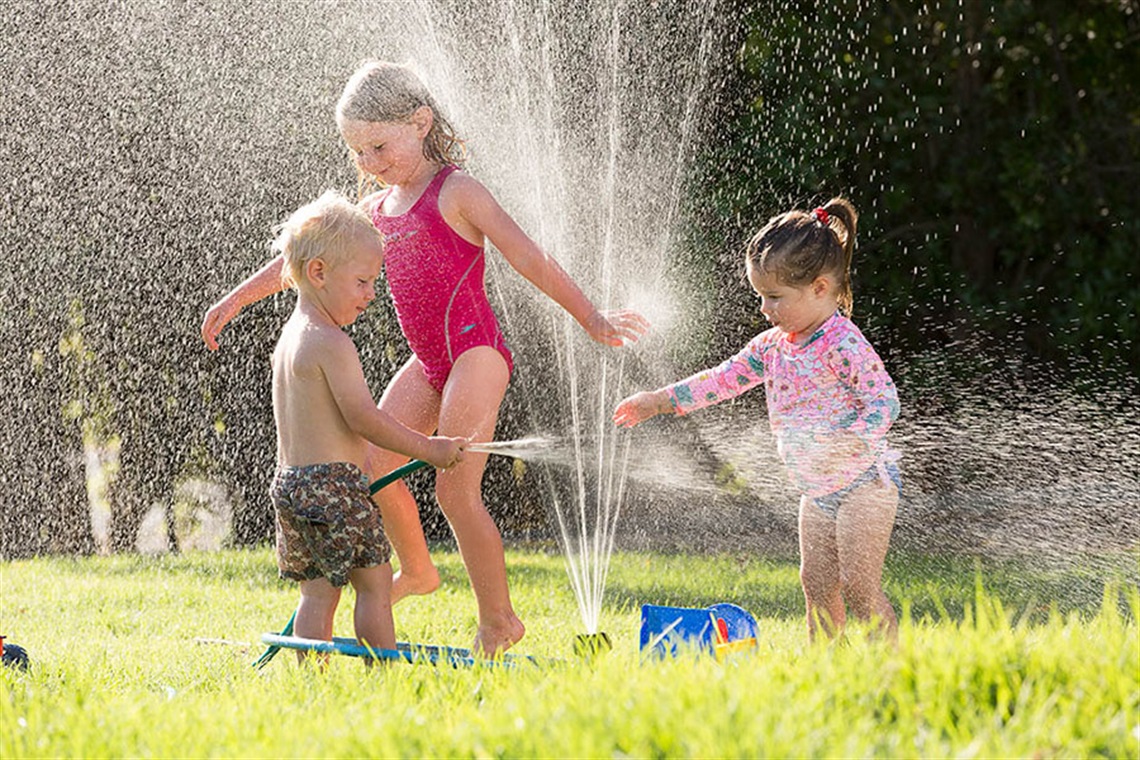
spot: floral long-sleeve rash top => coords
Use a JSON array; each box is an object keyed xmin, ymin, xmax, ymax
[{"xmin": 665, "ymin": 312, "xmax": 900, "ymax": 499}]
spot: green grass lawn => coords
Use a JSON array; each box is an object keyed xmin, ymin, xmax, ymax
[{"xmin": 2, "ymin": 547, "xmax": 1137, "ymax": 758}]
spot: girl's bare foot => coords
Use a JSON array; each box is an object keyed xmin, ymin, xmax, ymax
[
  {"xmin": 390, "ymin": 565, "xmax": 440, "ymax": 605},
  {"xmin": 472, "ymin": 614, "xmax": 525, "ymax": 657}
]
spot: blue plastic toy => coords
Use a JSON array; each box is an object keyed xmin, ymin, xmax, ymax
[
  {"xmin": 259, "ymin": 633, "xmax": 541, "ymax": 669},
  {"xmin": 639, "ymin": 602, "xmax": 759, "ymax": 660}
]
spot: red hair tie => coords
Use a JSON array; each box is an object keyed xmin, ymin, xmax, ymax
[{"xmin": 813, "ymin": 207, "xmax": 829, "ymax": 225}]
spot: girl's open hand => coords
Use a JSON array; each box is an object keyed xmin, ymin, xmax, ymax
[
  {"xmin": 201, "ymin": 297, "xmax": 242, "ymax": 351},
  {"xmin": 584, "ymin": 309, "xmax": 651, "ymax": 347},
  {"xmin": 612, "ymin": 390, "xmax": 671, "ymax": 428}
]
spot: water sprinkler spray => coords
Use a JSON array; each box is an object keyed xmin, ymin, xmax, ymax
[
  {"xmin": 465, "ymin": 437, "xmax": 557, "ymax": 459},
  {"xmin": 365, "ymin": 437, "xmax": 558, "ymax": 496}
]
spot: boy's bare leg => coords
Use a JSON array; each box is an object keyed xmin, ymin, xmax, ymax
[
  {"xmin": 348, "ymin": 564, "xmax": 397, "ymax": 656},
  {"xmin": 836, "ymin": 480, "xmax": 899, "ymax": 641},
  {"xmin": 799, "ymin": 496, "xmax": 845, "ymax": 641},
  {"xmin": 371, "ymin": 357, "xmax": 442, "ymax": 604},
  {"xmin": 436, "ymin": 347, "xmax": 524, "ymax": 656},
  {"xmin": 295, "ymin": 577, "xmax": 341, "ymax": 664}
]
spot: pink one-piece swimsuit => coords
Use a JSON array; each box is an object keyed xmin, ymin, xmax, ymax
[{"xmin": 371, "ymin": 165, "xmax": 513, "ymax": 393}]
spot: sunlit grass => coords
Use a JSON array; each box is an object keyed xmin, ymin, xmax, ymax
[{"xmin": 2, "ymin": 548, "xmax": 1137, "ymax": 757}]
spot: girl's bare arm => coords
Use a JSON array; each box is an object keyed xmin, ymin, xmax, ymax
[
  {"xmin": 201, "ymin": 256, "xmax": 288, "ymax": 350},
  {"xmin": 446, "ymin": 175, "xmax": 649, "ymax": 346}
]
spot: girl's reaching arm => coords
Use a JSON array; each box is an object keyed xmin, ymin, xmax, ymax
[
  {"xmin": 612, "ymin": 389, "xmax": 674, "ymax": 428},
  {"xmin": 446, "ymin": 175, "xmax": 649, "ymax": 346},
  {"xmin": 201, "ymin": 256, "xmax": 288, "ymax": 350},
  {"xmin": 613, "ymin": 335, "xmax": 768, "ymax": 428},
  {"xmin": 664, "ymin": 335, "xmax": 767, "ymax": 416}
]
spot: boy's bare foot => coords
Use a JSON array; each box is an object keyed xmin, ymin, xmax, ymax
[
  {"xmin": 391, "ymin": 565, "xmax": 440, "ymax": 605},
  {"xmin": 472, "ymin": 614, "xmax": 525, "ymax": 657}
]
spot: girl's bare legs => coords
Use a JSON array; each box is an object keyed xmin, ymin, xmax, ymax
[
  {"xmin": 348, "ymin": 563, "xmax": 397, "ymax": 653},
  {"xmin": 294, "ymin": 577, "xmax": 341, "ymax": 664},
  {"xmin": 369, "ymin": 357, "xmax": 443, "ymax": 604},
  {"xmin": 835, "ymin": 480, "xmax": 899, "ymax": 641},
  {"xmin": 435, "ymin": 347, "xmax": 524, "ymax": 656},
  {"xmin": 798, "ymin": 497, "xmax": 845, "ymax": 641}
]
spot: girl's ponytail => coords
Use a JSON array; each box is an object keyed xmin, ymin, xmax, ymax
[{"xmin": 820, "ymin": 197, "xmax": 858, "ymax": 316}]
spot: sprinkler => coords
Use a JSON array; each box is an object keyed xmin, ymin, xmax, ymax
[
  {"xmin": 1, "ymin": 635, "xmax": 29, "ymax": 671},
  {"xmin": 572, "ymin": 632, "xmax": 612, "ymax": 658}
]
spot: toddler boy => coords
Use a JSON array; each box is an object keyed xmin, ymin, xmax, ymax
[{"xmin": 269, "ymin": 191, "xmax": 464, "ymax": 659}]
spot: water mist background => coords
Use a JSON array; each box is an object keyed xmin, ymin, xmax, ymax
[{"xmin": 2, "ymin": 0, "xmax": 1136, "ymax": 614}]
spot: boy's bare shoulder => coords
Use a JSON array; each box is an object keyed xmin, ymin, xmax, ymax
[
  {"xmin": 304, "ymin": 324, "xmax": 356, "ymax": 361},
  {"xmin": 277, "ymin": 319, "xmax": 356, "ymax": 374}
]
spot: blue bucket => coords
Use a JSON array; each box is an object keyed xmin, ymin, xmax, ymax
[{"xmin": 639, "ymin": 602, "xmax": 759, "ymax": 659}]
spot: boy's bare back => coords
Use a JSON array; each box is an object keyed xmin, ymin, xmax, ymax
[{"xmin": 273, "ymin": 313, "xmax": 373, "ymax": 470}]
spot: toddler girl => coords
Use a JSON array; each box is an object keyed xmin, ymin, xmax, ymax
[{"xmin": 613, "ymin": 198, "xmax": 900, "ymax": 641}]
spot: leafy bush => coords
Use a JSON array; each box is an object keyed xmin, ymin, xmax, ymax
[{"xmin": 705, "ymin": 0, "xmax": 1139, "ymax": 376}]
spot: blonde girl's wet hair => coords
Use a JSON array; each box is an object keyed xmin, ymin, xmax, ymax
[
  {"xmin": 335, "ymin": 61, "xmax": 467, "ymax": 190},
  {"xmin": 745, "ymin": 197, "xmax": 859, "ymax": 316},
  {"xmin": 274, "ymin": 190, "xmax": 383, "ymax": 290}
]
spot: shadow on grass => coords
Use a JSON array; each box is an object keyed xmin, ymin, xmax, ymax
[
  {"xmin": 890, "ymin": 551, "xmax": 1139, "ymax": 623},
  {"xmin": 23, "ymin": 544, "xmax": 1137, "ymax": 626},
  {"xmin": 41, "ymin": 549, "xmax": 280, "ymax": 588},
  {"xmin": 598, "ymin": 549, "xmax": 1139, "ymax": 625}
]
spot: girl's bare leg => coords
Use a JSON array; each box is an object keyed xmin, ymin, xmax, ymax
[
  {"xmin": 435, "ymin": 347, "xmax": 524, "ymax": 656},
  {"xmin": 369, "ymin": 357, "xmax": 442, "ymax": 604},
  {"xmin": 799, "ymin": 496, "xmax": 845, "ymax": 641},
  {"xmin": 836, "ymin": 479, "xmax": 899, "ymax": 641},
  {"xmin": 295, "ymin": 577, "xmax": 341, "ymax": 664},
  {"xmin": 348, "ymin": 563, "xmax": 396, "ymax": 655}
]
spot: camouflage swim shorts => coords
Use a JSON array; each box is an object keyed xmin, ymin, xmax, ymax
[{"xmin": 270, "ymin": 462, "xmax": 391, "ymax": 588}]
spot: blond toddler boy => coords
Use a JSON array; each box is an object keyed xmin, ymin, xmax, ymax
[{"xmin": 269, "ymin": 191, "xmax": 465, "ymax": 659}]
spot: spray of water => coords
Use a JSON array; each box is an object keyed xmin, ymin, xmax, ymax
[
  {"xmin": 9, "ymin": 0, "xmax": 1131, "ymax": 622},
  {"xmin": 363, "ymin": 1, "xmax": 733, "ymax": 633},
  {"xmin": 508, "ymin": 2, "xmax": 727, "ymax": 633}
]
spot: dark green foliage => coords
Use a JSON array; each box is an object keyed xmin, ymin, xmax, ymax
[{"xmin": 708, "ymin": 0, "xmax": 1138, "ymax": 376}]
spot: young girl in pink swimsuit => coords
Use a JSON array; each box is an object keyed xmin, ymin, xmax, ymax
[
  {"xmin": 614, "ymin": 198, "xmax": 901, "ymax": 643},
  {"xmin": 203, "ymin": 61, "xmax": 648, "ymax": 655}
]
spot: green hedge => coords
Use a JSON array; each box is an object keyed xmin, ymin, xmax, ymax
[{"xmin": 702, "ymin": 0, "xmax": 1138, "ymax": 377}]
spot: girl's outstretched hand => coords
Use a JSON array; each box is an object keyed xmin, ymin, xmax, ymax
[
  {"xmin": 584, "ymin": 309, "xmax": 651, "ymax": 347},
  {"xmin": 612, "ymin": 390, "xmax": 672, "ymax": 428},
  {"xmin": 201, "ymin": 297, "xmax": 242, "ymax": 351}
]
